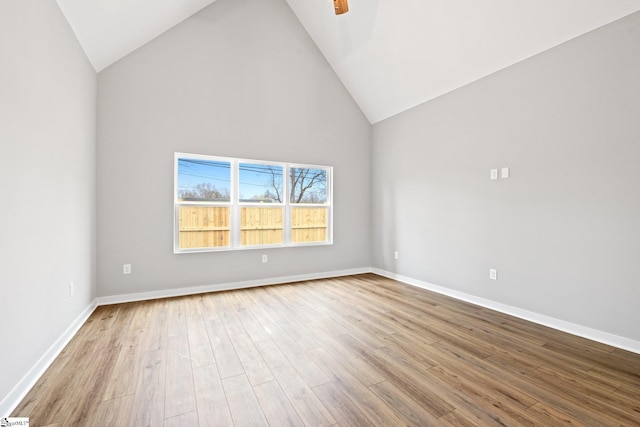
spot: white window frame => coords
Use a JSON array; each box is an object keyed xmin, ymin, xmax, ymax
[{"xmin": 174, "ymin": 152, "xmax": 332, "ymax": 253}]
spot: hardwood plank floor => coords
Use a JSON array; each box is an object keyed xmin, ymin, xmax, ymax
[{"xmin": 12, "ymin": 273, "xmax": 640, "ymax": 426}]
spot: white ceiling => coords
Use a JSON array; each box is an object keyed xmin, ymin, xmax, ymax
[
  {"xmin": 56, "ymin": 0, "xmax": 219, "ymax": 72},
  {"xmin": 56, "ymin": 0, "xmax": 640, "ymax": 123}
]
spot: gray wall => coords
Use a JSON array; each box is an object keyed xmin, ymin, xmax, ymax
[
  {"xmin": 97, "ymin": 0, "xmax": 371, "ymax": 297},
  {"xmin": 372, "ymin": 12, "xmax": 640, "ymax": 341},
  {"xmin": 0, "ymin": 0, "xmax": 97, "ymax": 406}
]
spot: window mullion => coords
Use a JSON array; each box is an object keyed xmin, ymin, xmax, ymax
[
  {"xmin": 283, "ymin": 164, "xmax": 291, "ymax": 245},
  {"xmin": 231, "ymin": 160, "xmax": 240, "ymax": 248}
]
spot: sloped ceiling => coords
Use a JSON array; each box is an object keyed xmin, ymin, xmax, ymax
[{"xmin": 56, "ymin": 0, "xmax": 640, "ymax": 123}]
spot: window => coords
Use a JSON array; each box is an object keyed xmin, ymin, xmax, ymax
[
  {"xmin": 289, "ymin": 166, "xmax": 329, "ymax": 244},
  {"xmin": 176, "ymin": 157, "xmax": 231, "ymax": 249},
  {"xmin": 239, "ymin": 162, "xmax": 284, "ymax": 246},
  {"xmin": 174, "ymin": 153, "xmax": 332, "ymax": 253}
]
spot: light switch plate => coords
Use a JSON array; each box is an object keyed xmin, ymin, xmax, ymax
[
  {"xmin": 490, "ymin": 169, "xmax": 498, "ymax": 180},
  {"xmin": 501, "ymin": 167, "xmax": 510, "ymax": 179}
]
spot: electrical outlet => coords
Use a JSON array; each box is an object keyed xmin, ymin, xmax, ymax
[
  {"xmin": 262, "ymin": 254, "xmax": 268, "ymax": 263},
  {"xmin": 490, "ymin": 169, "xmax": 498, "ymax": 180},
  {"xmin": 123, "ymin": 264, "xmax": 132, "ymax": 274},
  {"xmin": 69, "ymin": 282, "xmax": 74, "ymax": 297},
  {"xmin": 489, "ymin": 268, "xmax": 498, "ymax": 280},
  {"xmin": 394, "ymin": 251, "xmax": 399, "ymax": 260}
]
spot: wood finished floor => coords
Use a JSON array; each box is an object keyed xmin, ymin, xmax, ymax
[{"xmin": 13, "ymin": 274, "xmax": 640, "ymax": 426}]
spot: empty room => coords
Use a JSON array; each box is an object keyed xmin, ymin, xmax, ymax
[{"xmin": 1, "ymin": 0, "xmax": 639, "ymax": 425}]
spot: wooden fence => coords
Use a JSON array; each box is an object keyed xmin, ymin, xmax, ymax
[
  {"xmin": 240, "ymin": 207, "xmax": 283, "ymax": 246},
  {"xmin": 178, "ymin": 206, "xmax": 230, "ymax": 249},
  {"xmin": 178, "ymin": 206, "xmax": 327, "ymax": 249},
  {"xmin": 291, "ymin": 207, "xmax": 327, "ymax": 243}
]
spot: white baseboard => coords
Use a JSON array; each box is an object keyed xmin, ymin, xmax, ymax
[
  {"xmin": 1, "ymin": 300, "xmax": 98, "ymax": 417},
  {"xmin": 372, "ymin": 268, "xmax": 640, "ymax": 355},
  {"xmin": 96, "ymin": 267, "xmax": 372, "ymax": 306}
]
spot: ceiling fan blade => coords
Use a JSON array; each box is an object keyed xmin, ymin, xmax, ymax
[{"xmin": 334, "ymin": 0, "xmax": 349, "ymax": 15}]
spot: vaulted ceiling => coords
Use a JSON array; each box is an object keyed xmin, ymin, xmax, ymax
[{"xmin": 56, "ymin": 0, "xmax": 640, "ymax": 123}]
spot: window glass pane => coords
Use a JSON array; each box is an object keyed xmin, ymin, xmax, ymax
[
  {"xmin": 291, "ymin": 207, "xmax": 327, "ymax": 243},
  {"xmin": 289, "ymin": 167, "xmax": 328, "ymax": 204},
  {"xmin": 239, "ymin": 163, "xmax": 283, "ymax": 203},
  {"xmin": 178, "ymin": 206, "xmax": 230, "ymax": 249},
  {"xmin": 177, "ymin": 158, "xmax": 231, "ymax": 202},
  {"xmin": 240, "ymin": 207, "xmax": 283, "ymax": 246}
]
